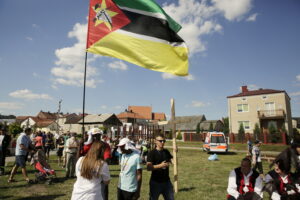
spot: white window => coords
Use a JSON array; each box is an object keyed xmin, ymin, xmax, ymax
[
  {"xmin": 265, "ymin": 102, "xmax": 275, "ymax": 116},
  {"xmin": 237, "ymin": 104, "xmax": 249, "ymax": 112},
  {"xmin": 238, "ymin": 121, "xmax": 250, "ymax": 130}
]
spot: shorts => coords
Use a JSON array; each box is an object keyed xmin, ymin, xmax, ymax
[{"xmin": 15, "ymin": 155, "xmax": 27, "ymax": 168}]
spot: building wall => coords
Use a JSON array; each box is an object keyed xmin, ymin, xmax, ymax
[
  {"xmin": 62, "ymin": 124, "xmax": 82, "ymax": 134},
  {"xmin": 228, "ymin": 92, "xmax": 292, "ymax": 134},
  {"xmin": 20, "ymin": 118, "xmax": 36, "ymax": 128}
]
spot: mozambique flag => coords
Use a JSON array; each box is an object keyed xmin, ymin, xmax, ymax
[{"xmin": 86, "ymin": 0, "xmax": 189, "ymax": 76}]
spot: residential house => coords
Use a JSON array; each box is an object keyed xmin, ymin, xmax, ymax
[
  {"xmin": 20, "ymin": 117, "xmax": 57, "ymax": 132},
  {"xmin": 0, "ymin": 115, "xmax": 16, "ymax": 125},
  {"xmin": 161, "ymin": 115, "xmax": 207, "ymax": 134},
  {"xmin": 199, "ymin": 120, "xmax": 224, "ymax": 132},
  {"xmin": 78, "ymin": 113, "xmax": 122, "ymax": 134},
  {"xmin": 227, "ymin": 86, "xmax": 292, "ymax": 135},
  {"xmin": 292, "ymin": 117, "xmax": 300, "ymax": 131},
  {"xmin": 63, "ymin": 114, "xmax": 84, "ymax": 134},
  {"xmin": 117, "ymin": 106, "xmax": 166, "ymax": 125},
  {"xmin": 36, "ymin": 111, "xmax": 57, "ymax": 120},
  {"xmin": 36, "ymin": 120, "xmax": 58, "ymax": 133}
]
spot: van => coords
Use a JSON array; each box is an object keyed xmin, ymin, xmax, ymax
[{"xmin": 203, "ymin": 132, "xmax": 228, "ymax": 153}]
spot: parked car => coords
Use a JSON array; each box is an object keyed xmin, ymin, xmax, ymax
[{"xmin": 203, "ymin": 132, "xmax": 228, "ymax": 153}]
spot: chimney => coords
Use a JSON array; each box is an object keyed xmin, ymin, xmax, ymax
[{"xmin": 241, "ymin": 86, "xmax": 248, "ymax": 93}]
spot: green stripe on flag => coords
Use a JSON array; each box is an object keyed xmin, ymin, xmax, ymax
[{"xmin": 113, "ymin": 0, "xmax": 182, "ymax": 32}]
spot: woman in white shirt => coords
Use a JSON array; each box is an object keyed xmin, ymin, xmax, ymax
[{"xmin": 71, "ymin": 141, "xmax": 110, "ymax": 200}]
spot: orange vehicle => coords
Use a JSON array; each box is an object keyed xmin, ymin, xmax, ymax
[{"xmin": 203, "ymin": 132, "xmax": 228, "ymax": 153}]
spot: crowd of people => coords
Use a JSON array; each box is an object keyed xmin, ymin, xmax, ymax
[
  {"xmin": 0, "ymin": 126, "xmax": 173, "ymax": 200},
  {"xmin": 227, "ymin": 137, "xmax": 300, "ymax": 200},
  {"xmin": 2, "ymin": 124, "xmax": 300, "ymax": 200}
]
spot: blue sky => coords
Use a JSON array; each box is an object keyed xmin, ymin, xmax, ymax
[{"xmin": 0, "ymin": 0, "xmax": 299, "ymax": 120}]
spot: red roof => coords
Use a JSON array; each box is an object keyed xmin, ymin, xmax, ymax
[
  {"xmin": 227, "ymin": 88, "xmax": 287, "ymax": 98},
  {"xmin": 152, "ymin": 113, "xmax": 166, "ymax": 121},
  {"xmin": 117, "ymin": 112, "xmax": 144, "ymax": 119},
  {"xmin": 128, "ymin": 106, "xmax": 152, "ymax": 120}
]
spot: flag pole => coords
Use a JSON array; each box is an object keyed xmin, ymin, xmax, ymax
[
  {"xmin": 171, "ymin": 98, "xmax": 178, "ymax": 193},
  {"xmin": 82, "ymin": 51, "xmax": 88, "ymax": 136}
]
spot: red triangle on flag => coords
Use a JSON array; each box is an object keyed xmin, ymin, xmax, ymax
[{"xmin": 87, "ymin": 0, "xmax": 130, "ymax": 48}]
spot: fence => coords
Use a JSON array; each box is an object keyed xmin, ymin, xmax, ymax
[
  {"xmin": 113, "ymin": 125, "xmax": 163, "ymax": 149},
  {"xmin": 183, "ymin": 132, "xmax": 203, "ymax": 142},
  {"xmin": 229, "ymin": 131, "xmax": 288, "ymax": 144}
]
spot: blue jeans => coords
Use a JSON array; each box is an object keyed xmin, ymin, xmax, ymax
[{"xmin": 149, "ymin": 180, "xmax": 174, "ymax": 200}]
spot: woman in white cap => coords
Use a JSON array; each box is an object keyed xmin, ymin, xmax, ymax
[{"xmin": 71, "ymin": 141, "xmax": 110, "ymax": 200}]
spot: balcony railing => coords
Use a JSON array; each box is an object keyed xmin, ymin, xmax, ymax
[{"xmin": 257, "ymin": 109, "xmax": 285, "ymax": 119}]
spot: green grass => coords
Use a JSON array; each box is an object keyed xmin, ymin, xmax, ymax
[
  {"xmin": 166, "ymin": 140, "xmax": 288, "ymax": 152},
  {"xmin": 0, "ymin": 149, "xmax": 273, "ymax": 200}
]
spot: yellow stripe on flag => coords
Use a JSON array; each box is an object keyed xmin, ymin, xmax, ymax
[{"xmin": 87, "ymin": 31, "xmax": 188, "ymax": 76}]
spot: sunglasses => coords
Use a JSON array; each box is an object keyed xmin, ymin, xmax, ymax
[{"xmin": 156, "ymin": 139, "xmax": 166, "ymax": 143}]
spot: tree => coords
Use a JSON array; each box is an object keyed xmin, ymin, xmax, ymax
[
  {"xmin": 196, "ymin": 123, "xmax": 201, "ymax": 134},
  {"xmin": 223, "ymin": 117, "xmax": 230, "ymax": 135},
  {"xmin": 269, "ymin": 123, "xmax": 279, "ymax": 143},
  {"xmin": 209, "ymin": 122, "xmax": 214, "ymax": 132},
  {"xmin": 238, "ymin": 123, "xmax": 245, "ymax": 143},
  {"xmin": 8, "ymin": 123, "xmax": 23, "ymax": 138},
  {"xmin": 253, "ymin": 123, "xmax": 261, "ymax": 140},
  {"xmin": 281, "ymin": 124, "xmax": 287, "ymax": 133},
  {"xmin": 176, "ymin": 131, "xmax": 182, "ymax": 140}
]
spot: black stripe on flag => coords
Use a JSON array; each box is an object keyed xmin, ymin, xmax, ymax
[{"xmin": 120, "ymin": 10, "xmax": 184, "ymax": 43}]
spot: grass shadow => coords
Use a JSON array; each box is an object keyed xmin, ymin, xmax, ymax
[
  {"xmin": 0, "ymin": 196, "xmax": 13, "ymax": 199},
  {"xmin": 178, "ymin": 187, "xmax": 196, "ymax": 192},
  {"xmin": 15, "ymin": 194, "xmax": 65, "ymax": 200}
]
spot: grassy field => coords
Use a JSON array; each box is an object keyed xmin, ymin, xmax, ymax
[
  {"xmin": 166, "ymin": 140, "xmax": 288, "ymax": 152},
  {"xmin": 0, "ymin": 148, "xmax": 273, "ymax": 200}
]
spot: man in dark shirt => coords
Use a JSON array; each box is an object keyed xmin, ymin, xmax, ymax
[{"xmin": 147, "ymin": 134, "xmax": 174, "ymax": 200}]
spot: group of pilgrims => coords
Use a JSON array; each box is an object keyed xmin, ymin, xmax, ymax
[
  {"xmin": 227, "ymin": 135, "xmax": 300, "ymax": 200},
  {"xmin": 3, "ymin": 124, "xmax": 300, "ymax": 200}
]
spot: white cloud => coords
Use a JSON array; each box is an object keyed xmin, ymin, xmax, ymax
[
  {"xmin": 32, "ymin": 24, "xmax": 39, "ymax": 28},
  {"xmin": 246, "ymin": 13, "xmax": 258, "ymax": 22},
  {"xmin": 26, "ymin": 37, "xmax": 33, "ymax": 41},
  {"xmin": 290, "ymin": 91, "xmax": 300, "ymax": 96},
  {"xmin": 114, "ymin": 105, "xmax": 122, "ymax": 109},
  {"xmin": 248, "ymin": 84, "xmax": 259, "ymax": 90},
  {"xmin": 33, "ymin": 72, "xmax": 40, "ymax": 78},
  {"xmin": 297, "ymin": 74, "xmax": 300, "ymax": 81},
  {"xmin": 0, "ymin": 102, "xmax": 24, "ymax": 110},
  {"xmin": 162, "ymin": 72, "xmax": 195, "ymax": 81},
  {"xmin": 163, "ymin": 0, "xmax": 253, "ymax": 56},
  {"xmin": 51, "ymin": 23, "xmax": 102, "ymax": 88},
  {"xmin": 185, "ymin": 74, "xmax": 195, "ymax": 81},
  {"xmin": 212, "ymin": 0, "xmax": 252, "ymax": 21},
  {"xmin": 162, "ymin": 73, "xmax": 177, "ymax": 80},
  {"xmin": 108, "ymin": 61, "xmax": 128, "ymax": 71},
  {"xmin": 186, "ymin": 100, "xmax": 210, "ymax": 108},
  {"xmin": 100, "ymin": 105, "xmax": 108, "ymax": 109},
  {"xmin": 9, "ymin": 89, "xmax": 53, "ymax": 100}
]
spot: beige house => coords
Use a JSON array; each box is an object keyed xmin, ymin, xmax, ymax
[{"xmin": 227, "ymin": 86, "xmax": 292, "ymax": 135}]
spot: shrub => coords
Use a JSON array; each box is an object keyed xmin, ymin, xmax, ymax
[
  {"xmin": 253, "ymin": 123, "xmax": 261, "ymax": 140},
  {"xmin": 176, "ymin": 131, "xmax": 182, "ymax": 140},
  {"xmin": 238, "ymin": 123, "xmax": 245, "ymax": 143}
]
